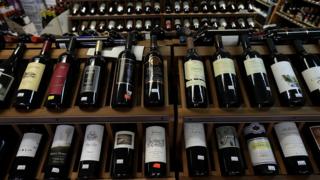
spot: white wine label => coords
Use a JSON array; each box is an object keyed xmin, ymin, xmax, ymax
[
  {"xmin": 80, "ymin": 125, "xmax": 104, "ymax": 162},
  {"xmin": 247, "ymin": 137, "xmax": 277, "ymax": 166},
  {"xmin": 145, "ymin": 126, "xmax": 166, "ymax": 163},
  {"xmin": 184, "ymin": 60, "xmax": 206, "ymax": 88},
  {"xmin": 186, "ymin": 80, "xmax": 207, "ymax": 88},
  {"xmin": 80, "ymin": 65, "xmax": 101, "ymax": 93},
  {"xmin": 51, "ymin": 125, "xmax": 74, "ymax": 148},
  {"xmin": 184, "ymin": 123, "xmax": 207, "ymax": 148},
  {"xmin": 310, "ymin": 126, "xmax": 320, "ymax": 151},
  {"xmin": 18, "ymin": 62, "xmax": 45, "ymax": 91},
  {"xmin": 302, "ymin": 67, "xmax": 320, "ymax": 92},
  {"xmin": 216, "ymin": 126, "xmax": 240, "ymax": 149},
  {"xmin": 244, "ymin": 57, "xmax": 267, "ymax": 76},
  {"xmin": 114, "ymin": 131, "xmax": 135, "ymax": 149},
  {"xmin": 274, "ymin": 122, "xmax": 308, "ymax": 158},
  {"xmin": 271, "ymin": 61, "xmax": 301, "ymax": 93},
  {"xmin": 0, "ymin": 72, "xmax": 14, "ymax": 101},
  {"xmin": 213, "ymin": 58, "xmax": 236, "ymax": 77},
  {"xmin": 17, "ymin": 133, "xmax": 42, "ymax": 158}
]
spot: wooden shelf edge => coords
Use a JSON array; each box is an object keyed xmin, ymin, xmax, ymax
[{"xmin": 276, "ymin": 11, "xmax": 316, "ymax": 28}]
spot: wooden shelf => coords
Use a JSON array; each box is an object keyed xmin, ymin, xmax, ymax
[
  {"xmin": 276, "ymin": 11, "xmax": 316, "ymax": 28},
  {"xmin": 303, "ymin": 0, "xmax": 320, "ymax": 6},
  {"xmin": 69, "ymin": 14, "xmax": 162, "ymax": 20}
]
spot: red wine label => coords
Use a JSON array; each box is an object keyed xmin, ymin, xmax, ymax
[
  {"xmin": 0, "ymin": 72, "xmax": 14, "ymax": 101},
  {"xmin": 48, "ymin": 63, "xmax": 70, "ymax": 95},
  {"xmin": 184, "ymin": 60, "xmax": 206, "ymax": 88},
  {"xmin": 302, "ymin": 67, "xmax": 320, "ymax": 92},
  {"xmin": 244, "ymin": 57, "xmax": 267, "ymax": 76},
  {"xmin": 114, "ymin": 131, "xmax": 135, "ymax": 149},
  {"xmin": 80, "ymin": 65, "xmax": 100, "ymax": 93},
  {"xmin": 18, "ymin": 62, "xmax": 45, "ymax": 91},
  {"xmin": 274, "ymin": 122, "xmax": 308, "ymax": 158},
  {"xmin": 16, "ymin": 133, "xmax": 42, "ymax": 158},
  {"xmin": 184, "ymin": 123, "xmax": 207, "ymax": 148},
  {"xmin": 247, "ymin": 137, "xmax": 276, "ymax": 166},
  {"xmin": 213, "ymin": 58, "xmax": 236, "ymax": 77},
  {"xmin": 80, "ymin": 125, "xmax": 104, "ymax": 162},
  {"xmin": 144, "ymin": 55, "xmax": 163, "ymax": 84},
  {"xmin": 310, "ymin": 126, "xmax": 320, "ymax": 151},
  {"xmin": 145, "ymin": 126, "xmax": 166, "ymax": 163},
  {"xmin": 216, "ymin": 126, "xmax": 240, "ymax": 149}
]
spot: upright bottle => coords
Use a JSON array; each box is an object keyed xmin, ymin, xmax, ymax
[
  {"xmin": 240, "ymin": 34, "xmax": 274, "ymax": 107},
  {"xmin": 78, "ymin": 124, "xmax": 104, "ymax": 179},
  {"xmin": 111, "ymin": 33, "xmax": 136, "ymax": 108},
  {"xmin": 274, "ymin": 122, "xmax": 313, "ymax": 175},
  {"xmin": 212, "ymin": 35, "xmax": 241, "ymax": 108},
  {"xmin": 9, "ymin": 127, "xmax": 46, "ymax": 180},
  {"xmin": 144, "ymin": 125, "xmax": 167, "ymax": 178},
  {"xmin": 266, "ymin": 38, "xmax": 305, "ymax": 107},
  {"xmin": 293, "ymin": 40, "xmax": 320, "ymax": 105},
  {"xmin": 244, "ymin": 123, "xmax": 279, "ymax": 175},
  {"xmin": 144, "ymin": 35, "xmax": 164, "ymax": 107},
  {"xmin": 184, "ymin": 123, "xmax": 209, "ymax": 176},
  {"xmin": 15, "ymin": 36, "xmax": 54, "ymax": 110},
  {"xmin": 46, "ymin": 37, "xmax": 79, "ymax": 110},
  {"xmin": 0, "ymin": 42, "xmax": 26, "ymax": 108},
  {"xmin": 78, "ymin": 40, "xmax": 106, "ymax": 108},
  {"xmin": 183, "ymin": 36, "xmax": 208, "ymax": 108},
  {"xmin": 216, "ymin": 126, "xmax": 245, "ymax": 176},
  {"xmin": 45, "ymin": 125, "xmax": 75, "ymax": 179}
]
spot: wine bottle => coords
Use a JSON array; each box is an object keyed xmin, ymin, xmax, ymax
[
  {"xmin": 154, "ymin": 1, "xmax": 161, "ymax": 13},
  {"xmin": 212, "ymin": 35, "xmax": 241, "ymax": 108},
  {"xmin": 0, "ymin": 42, "xmax": 26, "ymax": 108},
  {"xmin": 97, "ymin": 2, "xmax": 106, "ymax": 15},
  {"xmin": 9, "ymin": 128, "xmax": 46, "ymax": 180},
  {"xmin": 211, "ymin": 18, "xmax": 219, "ymax": 29},
  {"xmin": 127, "ymin": 2, "xmax": 134, "ymax": 14},
  {"xmin": 184, "ymin": 19, "xmax": 191, "ymax": 28},
  {"xmin": 144, "ymin": 35, "xmax": 164, "ymax": 107},
  {"xmin": 135, "ymin": 1, "xmax": 143, "ymax": 14},
  {"xmin": 165, "ymin": 19, "xmax": 172, "ymax": 31},
  {"xmin": 97, "ymin": 21, "xmax": 106, "ymax": 33},
  {"xmin": 247, "ymin": 0, "xmax": 254, "ymax": 12},
  {"xmin": 305, "ymin": 124, "xmax": 320, "ymax": 169},
  {"xmin": 174, "ymin": 19, "xmax": 182, "ymax": 30},
  {"xmin": 135, "ymin": 19, "xmax": 143, "ymax": 31},
  {"xmin": 108, "ymin": 2, "xmax": 116, "ymax": 15},
  {"xmin": 200, "ymin": 18, "xmax": 209, "ymax": 28},
  {"xmin": 228, "ymin": 19, "xmax": 238, "ymax": 29},
  {"xmin": 237, "ymin": 0, "xmax": 245, "ymax": 11},
  {"xmin": 108, "ymin": 20, "xmax": 116, "ymax": 30},
  {"xmin": 45, "ymin": 125, "xmax": 75, "ymax": 179},
  {"xmin": 183, "ymin": 1, "xmax": 190, "ymax": 13},
  {"xmin": 71, "ymin": 22, "xmax": 78, "ymax": 33},
  {"xmin": 244, "ymin": 123, "xmax": 279, "ymax": 175},
  {"xmin": 266, "ymin": 38, "xmax": 305, "ymax": 107},
  {"xmin": 209, "ymin": 0, "xmax": 218, "ymax": 12},
  {"xmin": 165, "ymin": 0, "xmax": 172, "ymax": 13},
  {"xmin": 144, "ymin": 126, "xmax": 167, "ymax": 178},
  {"xmin": 116, "ymin": 21, "xmax": 124, "ymax": 32},
  {"xmin": 274, "ymin": 122, "xmax": 313, "ymax": 175},
  {"xmin": 79, "ymin": 2, "xmax": 89, "ymax": 16},
  {"xmin": 144, "ymin": 0, "xmax": 152, "ymax": 14},
  {"xmin": 184, "ymin": 36, "xmax": 208, "ymax": 108},
  {"xmin": 200, "ymin": 0, "xmax": 209, "ymax": 13},
  {"xmin": 78, "ymin": 40, "xmax": 106, "ymax": 108},
  {"xmin": 219, "ymin": 18, "xmax": 227, "ymax": 28},
  {"xmin": 116, "ymin": 1, "xmax": 124, "ymax": 14},
  {"xmin": 174, "ymin": 1, "xmax": 181, "ymax": 13},
  {"xmin": 126, "ymin": 20, "xmax": 133, "ymax": 31},
  {"xmin": 78, "ymin": 125, "xmax": 104, "ymax": 179},
  {"xmin": 80, "ymin": 21, "xmax": 88, "ymax": 32},
  {"xmin": 218, "ymin": 0, "xmax": 227, "ymax": 12},
  {"xmin": 46, "ymin": 37, "xmax": 79, "ymax": 110},
  {"xmin": 110, "ymin": 129, "xmax": 135, "ymax": 178},
  {"xmin": 227, "ymin": 0, "xmax": 236, "ymax": 12},
  {"xmin": 89, "ymin": 21, "xmax": 97, "ymax": 31},
  {"xmin": 237, "ymin": 18, "xmax": 246, "ymax": 29},
  {"xmin": 89, "ymin": 2, "xmax": 97, "ymax": 15},
  {"xmin": 144, "ymin": 19, "xmax": 152, "ymax": 31},
  {"xmin": 184, "ymin": 123, "xmax": 209, "ymax": 176},
  {"xmin": 111, "ymin": 33, "xmax": 136, "ymax": 108},
  {"xmin": 240, "ymin": 34, "xmax": 274, "ymax": 107},
  {"xmin": 71, "ymin": 3, "xmax": 80, "ymax": 15},
  {"xmin": 216, "ymin": 126, "xmax": 245, "ymax": 176},
  {"xmin": 193, "ymin": 18, "xmax": 200, "ymax": 30},
  {"xmin": 247, "ymin": 18, "xmax": 255, "ymax": 28},
  {"xmin": 15, "ymin": 36, "xmax": 54, "ymax": 110},
  {"xmin": 293, "ymin": 40, "xmax": 320, "ymax": 105},
  {"xmin": 192, "ymin": 0, "xmax": 200, "ymax": 13}
]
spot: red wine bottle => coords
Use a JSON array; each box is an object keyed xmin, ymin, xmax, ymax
[
  {"xmin": 78, "ymin": 124, "xmax": 104, "ymax": 179},
  {"xmin": 111, "ymin": 33, "xmax": 136, "ymax": 108},
  {"xmin": 184, "ymin": 36, "xmax": 208, "ymax": 108},
  {"xmin": 244, "ymin": 123, "xmax": 279, "ymax": 175},
  {"xmin": 184, "ymin": 123, "xmax": 209, "ymax": 176},
  {"xmin": 212, "ymin": 35, "xmax": 241, "ymax": 108},
  {"xmin": 216, "ymin": 126, "xmax": 245, "ymax": 176},
  {"xmin": 266, "ymin": 38, "xmax": 305, "ymax": 107},
  {"xmin": 0, "ymin": 42, "xmax": 26, "ymax": 108},
  {"xmin": 274, "ymin": 122, "xmax": 313, "ymax": 175},
  {"xmin": 45, "ymin": 125, "xmax": 75, "ymax": 179},
  {"xmin": 240, "ymin": 34, "xmax": 274, "ymax": 107},
  {"xmin": 15, "ymin": 36, "xmax": 54, "ymax": 110},
  {"xmin": 46, "ymin": 36, "xmax": 79, "ymax": 110},
  {"xmin": 144, "ymin": 35, "xmax": 164, "ymax": 107},
  {"xmin": 144, "ymin": 126, "xmax": 167, "ymax": 178},
  {"xmin": 78, "ymin": 40, "xmax": 106, "ymax": 108}
]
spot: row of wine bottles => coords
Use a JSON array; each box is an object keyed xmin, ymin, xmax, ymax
[
  {"xmin": 185, "ymin": 122, "xmax": 320, "ymax": 176},
  {"xmin": 183, "ymin": 34, "xmax": 320, "ymax": 108},
  {"xmin": 4, "ymin": 124, "xmax": 168, "ymax": 179}
]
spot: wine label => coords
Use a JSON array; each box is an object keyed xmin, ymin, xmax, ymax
[
  {"xmin": 271, "ymin": 61, "xmax": 302, "ymax": 94},
  {"xmin": 310, "ymin": 126, "xmax": 320, "ymax": 151},
  {"xmin": 144, "ymin": 55, "xmax": 163, "ymax": 84},
  {"xmin": 184, "ymin": 123, "xmax": 207, "ymax": 148},
  {"xmin": 302, "ymin": 66, "xmax": 320, "ymax": 92},
  {"xmin": 184, "ymin": 60, "xmax": 206, "ymax": 88},
  {"xmin": 244, "ymin": 57, "xmax": 267, "ymax": 76},
  {"xmin": 0, "ymin": 72, "xmax": 14, "ymax": 101},
  {"xmin": 145, "ymin": 126, "xmax": 166, "ymax": 163},
  {"xmin": 114, "ymin": 131, "xmax": 135, "ymax": 149},
  {"xmin": 213, "ymin": 58, "xmax": 236, "ymax": 77},
  {"xmin": 216, "ymin": 126, "xmax": 240, "ymax": 149},
  {"xmin": 80, "ymin": 125, "xmax": 104, "ymax": 162},
  {"xmin": 80, "ymin": 65, "xmax": 100, "ymax": 93},
  {"xmin": 247, "ymin": 137, "xmax": 277, "ymax": 166},
  {"xmin": 18, "ymin": 62, "xmax": 45, "ymax": 91},
  {"xmin": 51, "ymin": 125, "xmax": 74, "ymax": 148},
  {"xmin": 116, "ymin": 58, "xmax": 135, "ymax": 85},
  {"xmin": 17, "ymin": 133, "xmax": 42, "ymax": 158},
  {"xmin": 274, "ymin": 122, "xmax": 308, "ymax": 158},
  {"xmin": 48, "ymin": 63, "xmax": 70, "ymax": 95}
]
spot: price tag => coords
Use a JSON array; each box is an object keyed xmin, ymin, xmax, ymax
[{"xmin": 87, "ymin": 46, "xmax": 145, "ymax": 61}]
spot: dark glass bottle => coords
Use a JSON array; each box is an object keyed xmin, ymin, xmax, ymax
[
  {"xmin": 200, "ymin": 0, "xmax": 209, "ymax": 13},
  {"xmin": 192, "ymin": 0, "xmax": 200, "ymax": 13},
  {"xmin": 174, "ymin": 0, "xmax": 181, "ymax": 13},
  {"xmin": 184, "ymin": 36, "xmax": 208, "ymax": 108},
  {"xmin": 144, "ymin": 0, "xmax": 152, "ymax": 14},
  {"xmin": 89, "ymin": 2, "xmax": 97, "ymax": 15},
  {"xmin": 127, "ymin": 2, "xmax": 134, "ymax": 14},
  {"xmin": 183, "ymin": 1, "xmax": 190, "ymax": 13},
  {"xmin": 209, "ymin": 0, "xmax": 218, "ymax": 12},
  {"xmin": 79, "ymin": 2, "xmax": 89, "ymax": 16},
  {"xmin": 111, "ymin": 33, "xmax": 136, "ymax": 108},
  {"xmin": 108, "ymin": 2, "xmax": 116, "ymax": 15},
  {"xmin": 154, "ymin": 1, "xmax": 161, "ymax": 13},
  {"xmin": 97, "ymin": 21, "xmax": 106, "ymax": 33},
  {"xmin": 165, "ymin": 0, "xmax": 172, "ymax": 13},
  {"xmin": 212, "ymin": 35, "xmax": 241, "ymax": 108},
  {"xmin": 97, "ymin": 2, "xmax": 106, "ymax": 15},
  {"xmin": 227, "ymin": 0, "xmax": 237, "ymax": 12},
  {"xmin": 266, "ymin": 38, "xmax": 305, "ymax": 107},
  {"xmin": 218, "ymin": 0, "xmax": 227, "ymax": 12},
  {"xmin": 71, "ymin": 3, "xmax": 80, "ymax": 15},
  {"xmin": 116, "ymin": 1, "xmax": 124, "ymax": 14},
  {"xmin": 135, "ymin": 1, "xmax": 143, "ymax": 14}
]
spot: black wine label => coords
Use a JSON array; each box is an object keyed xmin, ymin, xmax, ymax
[
  {"xmin": 117, "ymin": 58, "xmax": 135, "ymax": 85},
  {"xmin": 0, "ymin": 72, "xmax": 14, "ymax": 101},
  {"xmin": 144, "ymin": 55, "xmax": 163, "ymax": 84},
  {"xmin": 48, "ymin": 146, "xmax": 69, "ymax": 165},
  {"xmin": 80, "ymin": 65, "xmax": 100, "ymax": 93}
]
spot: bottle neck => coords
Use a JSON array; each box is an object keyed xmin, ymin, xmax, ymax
[
  {"xmin": 186, "ymin": 36, "xmax": 196, "ymax": 52},
  {"xmin": 266, "ymin": 38, "xmax": 278, "ymax": 55},
  {"xmin": 126, "ymin": 33, "xmax": 134, "ymax": 51},
  {"xmin": 293, "ymin": 39, "xmax": 307, "ymax": 55},
  {"xmin": 240, "ymin": 34, "xmax": 251, "ymax": 51},
  {"xmin": 214, "ymin": 35, "xmax": 224, "ymax": 50},
  {"xmin": 67, "ymin": 36, "xmax": 77, "ymax": 55},
  {"xmin": 94, "ymin": 40, "xmax": 103, "ymax": 56},
  {"xmin": 150, "ymin": 35, "xmax": 158, "ymax": 51},
  {"xmin": 40, "ymin": 40, "xmax": 53, "ymax": 57}
]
